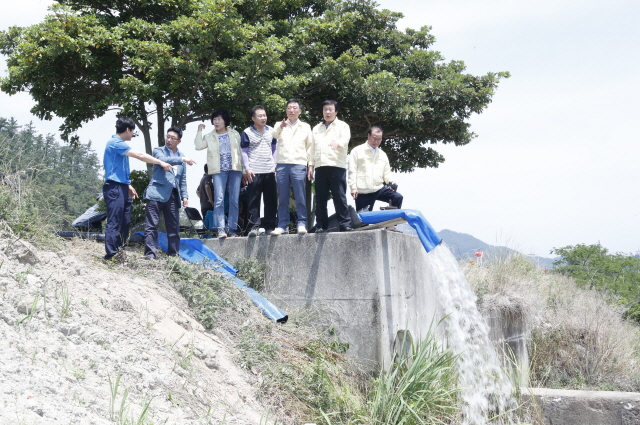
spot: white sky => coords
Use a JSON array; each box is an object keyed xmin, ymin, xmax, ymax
[{"xmin": 1, "ymin": 0, "xmax": 638, "ymax": 257}]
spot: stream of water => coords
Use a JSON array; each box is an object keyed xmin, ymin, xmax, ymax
[{"xmin": 429, "ymin": 242, "xmax": 517, "ymax": 424}]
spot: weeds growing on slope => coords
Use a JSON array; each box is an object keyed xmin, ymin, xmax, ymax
[{"xmin": 464, "ymin": 252, "xmax": 640, "ymax": 392}]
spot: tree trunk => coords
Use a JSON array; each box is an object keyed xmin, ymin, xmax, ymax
[
  {"xmin": 138, "ymin": 100, "xmax": 154, "ymax": 177},
  {"xmin": 156, "ymin": 101, "xmax": 165, "ymax": 147}
]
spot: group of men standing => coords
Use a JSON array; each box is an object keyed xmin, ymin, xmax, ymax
[{"xmin": 101, "ymin": 100, "xmax": 403, "ymax": 261}]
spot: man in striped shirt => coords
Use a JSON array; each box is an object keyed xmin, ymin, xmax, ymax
[{"xmin": 241, "ymin": 105, "xmax": 278, "ymax": 236}]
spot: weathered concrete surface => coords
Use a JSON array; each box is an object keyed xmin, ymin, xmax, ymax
[
  {"xmin": 485, "ymin": 310, "xmax": 530, "ymax": 387},
  {"xmin": 205, "ymin": 231, "xmax": 443, "ymax": 369},
  {"xmin": 530, "ymin": 388, "xmax": 640, "ymax": 425}
]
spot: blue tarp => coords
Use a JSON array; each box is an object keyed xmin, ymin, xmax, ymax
[
  {"xmin": 148, "ymin": 232, "xmax": 288, "ymax": 323},
  {"xmin": 359, "ymin": 209, "xmax": 442, "ymax": 253}
]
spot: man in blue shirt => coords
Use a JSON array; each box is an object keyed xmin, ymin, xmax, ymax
[
  {"xmin": 143, "ymin": 127, "xmax": 195, "ymax": 259},
  {"xmin": 103, "ymin": 117, "xmax": 173, "ymax": 261}
]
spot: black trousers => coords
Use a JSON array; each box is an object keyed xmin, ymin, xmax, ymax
[
  {"xmin": 247, "ymin": 172, "xmax": 278, "ymax": 231},
  {"xmin": 315, "ymin": 166, "xmax": 351, "ymax": 229},
  {"xmin": 144, "ymin": 189, "xmax": 181, "ymax": 258},
  {"xmin": 355, "ymin": 186, "xmax": 403, "ymax": 212}
]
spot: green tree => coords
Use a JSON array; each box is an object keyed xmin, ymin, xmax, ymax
[
  {"xmin": 1, "ymin": 0, "xmax": 507, "ymax": 173},
  {"xmin": 552, "ymin": 244, "xmax": 640, "ymax": 323},
  {"xmin": 0, "ymin": 117, "xmax": 102, "ymax": 228}
]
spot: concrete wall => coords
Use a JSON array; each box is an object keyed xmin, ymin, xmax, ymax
[
  {"xmin": 529, "ymin": 388, "xmax": 640, "ymax": 425},
  {"xmin": 205, "ymin": 231, "xmax": 442, "ymax": 370}
]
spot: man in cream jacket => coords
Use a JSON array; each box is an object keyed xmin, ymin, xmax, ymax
[
  {"xmin": 348, "ymin": 126, "xmax": 403, "ymax": 212},
  {"xmin": 311, "ymin": 100, "xmax": 353, "ymax": 232},
  {"xmin": 270, "ymin": 99, "xmax": 315, "ymax": 235}
]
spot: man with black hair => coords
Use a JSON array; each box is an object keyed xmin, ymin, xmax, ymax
[
  {"xmin": 311, "ymin": 100, "xmax": 353, "ymax": 232},
  {"xmin": 103, "ymin": 117, "xmax": 174, "ymax": 261},
  {"xmin": 348, "ymin": 126, "xmax": 402, "ymax": 212},
  {"xmin": 241, "ymin": 105, "xmax": 278, "ymax": 236},
  {"xmin": 143, "ymin": 126, "xmax": 196, "ymax": 259},
  {"xmin": 270, "ymin": 99, "xmax": 314, "ymax": 235}
]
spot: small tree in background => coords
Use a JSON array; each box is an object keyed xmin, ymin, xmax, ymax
[{"xmin": 552, "ymin": 243, "xmax": 640, "ymax": 323}]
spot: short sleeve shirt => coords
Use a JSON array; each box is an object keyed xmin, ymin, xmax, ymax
[{"xmin": 103, "ymin": 135, "xmax": 132, "ymax": 184}]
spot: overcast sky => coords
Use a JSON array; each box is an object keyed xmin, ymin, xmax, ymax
[{"xmin": 1, "ymin": 0, "xmax": 638, "ymax": 257}]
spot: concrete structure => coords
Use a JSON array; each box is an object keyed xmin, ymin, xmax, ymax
[
  {"xmin": 530, "ymin": 388, "xmax": 640, "ymax": 425},
  {"xmin": 205, "ymin": 230, "xmax": 443, "ymax": 370},
  {"xmin": 485, "ymin": 309, "xmax": 530, "ymax": 387}
]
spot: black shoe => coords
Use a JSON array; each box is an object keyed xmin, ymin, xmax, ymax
[
  {"xmin": 315, "ymin": 228, "xmax": 326, "ymax": 234},
  {"xmin": 340, "ymin": 226, "xmax": 354, "ymax": 232}
]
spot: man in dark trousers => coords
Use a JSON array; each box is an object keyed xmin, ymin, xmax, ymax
[
  {"xmin": 311, "ymin": 100, "xmax": 353, "ymax": 232},
  {"xmin": 241, "ymin": 105, "xmax": 278, "ymax": 236},
  {"xmin": 143, "ymin": 126, "xmax": 196, "ymax": 259},
  {"xmin": 102, "ymin": 117, "xmax": 173, "ymax": 261}
]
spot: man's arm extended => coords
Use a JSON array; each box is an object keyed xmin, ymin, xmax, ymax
[{"xmin": 125, "ymin": 149, "xmax": 172, "ymax": 171}]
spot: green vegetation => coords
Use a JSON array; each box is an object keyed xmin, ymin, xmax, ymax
[
  {"xmin": 1, "ymin": 0, "xmax": 507, "ymax": 172},
  {"xmin": 552, "ymin": 243, "xmax": 640, "ymax": 323},
  {"xmin": 0, "ymin": 117, "xmax": 102, "ymax": 231},
  {"xmin": 465, "ymin": 252, "xmax": 640, "ymax": 392}
]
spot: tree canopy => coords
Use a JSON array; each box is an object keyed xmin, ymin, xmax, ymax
[
  {"xmin": 1, "ymin": 0, "xmax": 508, "ymax": 172},
  {"xmin": 552, "ymin": 243, "xmax": 640, "ymax": 323}
]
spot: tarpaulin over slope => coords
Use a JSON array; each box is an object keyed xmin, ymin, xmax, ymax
[
  {"xmin": 152, "ymin": 232, "xmax": 288, "ymax": 323},
  {"xmin": 358, "ymin": 209, "xmax": 442, "ymax": 253}
]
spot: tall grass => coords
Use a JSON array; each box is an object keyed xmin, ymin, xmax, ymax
[
  {"xmin": 464, "ymin": 252, "xmax": 640, "ymax": 392},
  {"xmin": 357, "ymin": 328, "xmax": 460, "ymax": 425},
  {"xmin": 0, "ymin": 170, "xmax": 61, "ymax": 247}
]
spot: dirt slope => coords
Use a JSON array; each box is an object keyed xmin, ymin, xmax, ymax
[{"xmin": 0, "ymin": 233, "xmax": 266, "ymax": 425}]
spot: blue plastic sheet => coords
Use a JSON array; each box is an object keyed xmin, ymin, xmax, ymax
[
  {"xmin": 358, "ymin": 209, "xmax": 442, "ymax": 253},
  {"xmin": 146, "ymin": 232, "xmax": 288, "ymax": 323}
]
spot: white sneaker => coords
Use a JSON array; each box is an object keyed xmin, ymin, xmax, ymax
[
  {"xmin": 271, "ymin": 227, "xmax": 285, "ymax": 236},
  {"xmin": 297, "ymin": 225, "xmax": 307, "ymax": 235}
]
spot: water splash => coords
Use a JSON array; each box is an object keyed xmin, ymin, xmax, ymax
[{"xmin": 429, "ymin": 243, "xmax": 517, "ymax": 424}]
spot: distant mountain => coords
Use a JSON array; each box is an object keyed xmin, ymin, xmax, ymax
[
  {"xmin": 396, "ymin": 225, "xmax": 556, "ymax": 269},
  {"xmin": 438, "ymin": 229, "xmax": 557, "ymax": 269}
]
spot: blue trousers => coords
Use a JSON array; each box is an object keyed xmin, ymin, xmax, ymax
[
  {"xmin": 355, "ymin": 186, "xmax": 403, "ymax": 212},
  {"xmin": 144, "ymin": 189, "xmax": 181, "ymax": 258},
  {"xmin": 212, "ymin": 170, "xmax": 242, "ymax": 232},
  {"xmin": 276, "ymin": 164, "xmax": 307, "ymax": 229},
  {"xmin": 103, "ymin": 180, "xmax": 131, "ymax": 259}
]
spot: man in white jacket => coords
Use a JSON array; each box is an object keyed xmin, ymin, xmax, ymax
[
  {"xmin": 270, "ymin": 99, "xmax": 314, "ymax": 235},
  {"xmin": 348, "ymin": 126, "xmax": 403, "ymax": 212},
  {"xmin": 311, "ymin": 100, "xmax": 353, "ymax": 232}
]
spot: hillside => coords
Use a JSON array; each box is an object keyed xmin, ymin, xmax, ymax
[
  {"xmin": 438, "ymin": 229, "xmax": 557, "ymax": 269},
  {"xmin": 0, "ymin": 231, "xmax": 267, "ymax": 424}
]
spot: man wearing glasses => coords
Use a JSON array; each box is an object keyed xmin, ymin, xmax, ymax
[
  {"xmin": 143, "ymin": 126, "xmax": 196, "ymax": 259},
  {"xmin": 103, "ymin": 118, "xmax": 176, "ymax": 261}
]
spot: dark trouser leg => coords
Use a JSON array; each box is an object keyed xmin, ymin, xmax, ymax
[
  {"xmin": 261, "ymin": 173, "xmax": 278, "ymax": 231},
  {"xmin": 246, "ymin": 174, "xmax": 264, "ymax": 229},
  {"xmin": 375, "ymin": 186, "xmax": 403, "ymax": 209},
  {"xmin": 164, "ymin": 190, "xmax": 181, "ymax": 256},
  {"xmin": 355, "ymin": 192, "xmax": 377, "ymax": 212},
  {"xmin": 327, "ymin": 167, "xmax": 351, "ymax": 228},
  {"xmin": 144, "ymin": 200, "xmax": 161, "ymax": 259},
  {"xmin": 314, "ymin": 167, "xmax": 330, "ymax": 229},
  {"xmin": 103, "ymin": 181, "xmax": 130, "ymax": 259}
]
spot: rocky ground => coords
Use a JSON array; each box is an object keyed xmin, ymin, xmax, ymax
[{"xmin": 0, "ymin": 230, "xmax": 267, "ymax": 425}]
